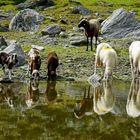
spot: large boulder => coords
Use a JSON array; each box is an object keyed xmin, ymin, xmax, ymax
[
  {"xmin": 3, "ymin": 42, "xmax": 26, "ymax": 66},
  {"xmin": 101, "ymin": 8, "xmax": 140, "ymax": 38},
  {"xmin": 41, "ymin": 24, "xmax": 62, "ymax": 36},
  {"xmin": 16, "ymin": 0, "xmax": 54, "ymax": 10},
  {"xmin": 9, "ymin": 9, "xmax": 43, "ymax": 31}
]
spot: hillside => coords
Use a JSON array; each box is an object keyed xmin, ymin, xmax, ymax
[{"xmin": 0, "ymin": 0, "xmax": 140, "ymax": 81}]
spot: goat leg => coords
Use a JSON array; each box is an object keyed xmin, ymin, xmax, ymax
[
  {"xmin": 86, "ymin": 37, "xmax": 89, "ymax": 51},
  {"xmin": 91, "ymin": 37, "xmax": 93, "ymax": 51},
  {"xmin": 95, "ymin": 36, "xmax": 98, "ymax": 49}
]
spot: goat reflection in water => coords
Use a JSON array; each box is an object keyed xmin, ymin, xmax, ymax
[
  {"xmin": 45, "ymin": 81, "xmax": 57, "ymax": 103},
  {"xmin": 93, "ymin": 80, "xmax": 115, "ymax": 115},
  {"xmin": 74, "ymin": 81, "xmax": 115, "ymax": 118},
  {"xmin": 126, "ymin": 79, "xmax": 140, "ymax": 118},
  {"xmin": 74, "ymin": 86, "xmax": 93, "ymax": 119},
  {"xmin": 0, "ymin": 83, "xmax": 16, "ymax": 109},
  {"xmin": 26, "ymin": 80, "xmax": 40, "ymax": 108}
]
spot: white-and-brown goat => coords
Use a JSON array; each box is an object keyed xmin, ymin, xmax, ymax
[
  {"xmin": 0, "ymin": 52, "xmax": 18, "ymax": 79},
  {"xmin": 27, "ymin": 48, "xmax": 41, "ymax": 80},
  {"xmin": 95, "ymin": 43, "xmax": 118, "ymax": 80}
]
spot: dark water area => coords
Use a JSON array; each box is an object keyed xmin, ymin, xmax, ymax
[{"xmin": 0, "ymin": 79, "xmax": 140, "ymax": 140}]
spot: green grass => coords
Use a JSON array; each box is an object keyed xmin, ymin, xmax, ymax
[{"xmin": 0, "ymin": 0, "xmax": 25, "ymax": 5}]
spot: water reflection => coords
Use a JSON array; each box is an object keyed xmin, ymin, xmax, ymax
[
  {"xmin": 74, "ymin": 86, "xmax": 93, "ymax": 119},
  {"xmin": 0, "ymin": 83, "xmax": 22, "ymax": 109},
  {"xmin": 45, "ymin": 81, "xmax": 57, "ymax": 103},
  {"xmin": 0, "ymin": 80, "xmax": 140, "ymax": 139},
  {"xmin": 26, "ymin": 80, "xmax": 40, "ymax": 108},
  {"xmin": 93, "ymin": 80, "xmax": 115, "ymax": 115},
  {"xmin": 126, "ymin": 79, "xmax": 140, "ymax": 117},
  {"xmin": 0, "ymin": 83, "xmax": 15, "ymax": 109}
]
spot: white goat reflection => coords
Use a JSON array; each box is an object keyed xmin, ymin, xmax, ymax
[
  {"xmin": 93, "ymin": 80, "xmax": 115, "ymax": 115},
  {"xmin": 126, "ymin": 79, "xmax": 140, "ymax": 118},
  {"xmin": 74, "ymin": 86, "xmax": 93, "ymax": 119}
]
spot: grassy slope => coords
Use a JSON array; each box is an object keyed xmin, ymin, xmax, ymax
[{"xmin": 0, "ymin": 0, "xmax": 140, "ymax": 80}]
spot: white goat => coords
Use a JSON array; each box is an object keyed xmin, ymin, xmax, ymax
[
  {"xmin": 95, "ymin": 43, "xmax": 118, "ymax": 80},
  {"xmin": 129, "ymin": 41, "xmax": 140, "ymax": 79}
]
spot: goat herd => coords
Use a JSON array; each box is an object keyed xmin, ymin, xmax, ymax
[{"xmin": 0, "ymin": 17, "xmax": 140, "ymax": 82}]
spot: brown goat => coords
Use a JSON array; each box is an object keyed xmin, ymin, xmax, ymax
[
  {"xmin": 46, "ymin": 51, "xmax": 59, "ymax": 81},
  {"xmin": 28, "ymin": 48, "xmax": 41, "ymax": 80},
  {"xmin": 78, "ymin": 18, "xmax": 103, "ymax": 51},
  {"xmin": 0, "ymin": 52, "xmax": 18, "ymax": 79}
]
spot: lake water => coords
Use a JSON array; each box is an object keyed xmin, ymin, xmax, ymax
[{"xmin": 0, "ymin": 79, "xmax": 140, "ymax": 140}]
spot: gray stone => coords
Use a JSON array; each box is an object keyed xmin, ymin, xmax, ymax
[
  {"xmin": 59, "ymin": 31, "xmax": 67, "ymax": 38},
  {"xmin": 16, "ymin": 0, "xmax": 54, "ymax": 10},
  {"xmin": 9, "ymin": 9, "xmax": 43, "ymax": 31},
  {"xmin": 31, "ymin": 45, "xmax": 44, "ymax": 51},
  {"xmin": 46, "ymin": 16, "xmax": 57, "ymax": 22},
  {"xmin": 70, "ymin": 35, "xmax": 86, "ymax": 45},
  {"xmin": 71, "ymin": 6, "xmax": 92, "ymax": 15},
  {"xmin": 42, "ymin": 24, "xmax": 62, "ymax": 36},
  {"xmin": 0, "ymin": 26, "xmax": 9, "ymax": 32},
  {"xmin": 41, "ymin": 36, "xmax": 58, "ymax": 45},
  {"xmin": 0, "ymin": 36, "xmax": 7, "ymax": 47},
  {"xmin": 3, "ymin": 42, "xmax": 26, "ymax": 66},
  {"xmin": 101, "ymin": 8, "xmax": 140, "ymax": 38}
]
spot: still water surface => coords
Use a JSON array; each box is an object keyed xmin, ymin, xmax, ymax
[{"xmin": 0, "ymin": 79, "xmax": 140, "ymax": 140}]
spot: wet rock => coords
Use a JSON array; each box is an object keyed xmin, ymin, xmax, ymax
[
  {"xmin": 3, "ymin": 42, "xmax": 26, "ymax": 66},
  {"xmin": 71, "ymin": 6, "xmax": 92, "ymax": 15},
  {"xmin": 9, "ymin": 9, "xmax": 43, "ymax": 31},
  {"xmin": 101, "ymin": 8, "xmax": 140, "ymax": 38},
  {"xmin": 70, "ymin": 35, "xmax": 86, "ymax": 45},
  {"xmin": 41, "ymin": 24, "xmax": 62, "ymax": 36}
]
